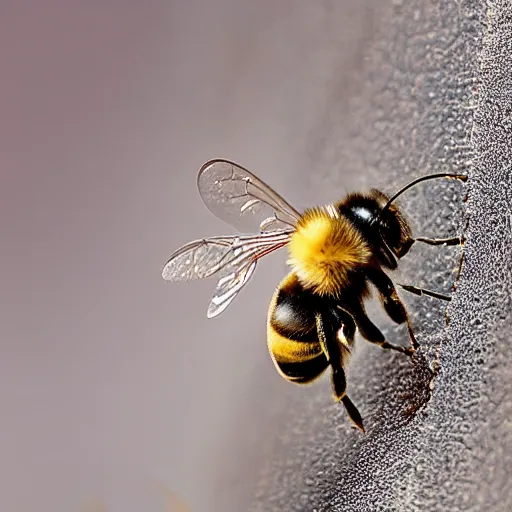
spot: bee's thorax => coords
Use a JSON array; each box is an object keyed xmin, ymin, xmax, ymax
[{"xmin": 287, "ymin": 206, "xmax": 371, "ymax": 295}]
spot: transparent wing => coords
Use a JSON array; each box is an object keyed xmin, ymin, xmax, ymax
[
  {"xmin": 162, "ymin": 230, "xmax": 291, "ymax": 317},
  {"xmin": 206, "ymin": 258, "xmax": 257, "ymax": 318},
  {"xmin": 197, "ymin": 159, "xmax": 301, "ymax": 233}
]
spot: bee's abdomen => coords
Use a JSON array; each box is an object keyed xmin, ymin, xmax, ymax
[{"xmin": 267, "ymin": 273, "xmax": 329, "ymax": 384}]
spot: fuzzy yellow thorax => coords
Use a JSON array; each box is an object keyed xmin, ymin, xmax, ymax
[{"xmin": 287, "ymin": 207, "xmax": 371, "ymax": 295}]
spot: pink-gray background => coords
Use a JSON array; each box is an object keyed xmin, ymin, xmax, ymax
[{"xmin": 0, "ymin": 2, "xmax": 389, "ymax": 511}]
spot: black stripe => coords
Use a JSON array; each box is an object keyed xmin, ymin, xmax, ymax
[
  {"xmin": 276, "ymin": 353, "xmax": 329, "ymax": 384},
  {"xmin": 270, "ymin": 284, "xmax": 319, "ymax": 342},
  {"xmin": 270, "ymin": 317, "xmax": 319, "ymax": 343}
]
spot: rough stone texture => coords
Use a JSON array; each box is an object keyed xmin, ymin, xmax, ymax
[{"xmin": 251, "ymin": 1, "xmax": 512, "ymax": 511}]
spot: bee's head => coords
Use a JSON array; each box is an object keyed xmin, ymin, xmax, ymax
[
  {"xmin": 335, "ymin": 191, "xmax": 413, "ymax": 265},
  {"xmin": 370, "ymin": 189, "xmax": 414, "ymax": 259},
  {"xmin": 367, "ymin": 172, "xmax": 467, "ymax": 259}
]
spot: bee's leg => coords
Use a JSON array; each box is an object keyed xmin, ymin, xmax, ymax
[
  {"xmin": 348, "ymin": 299, "xmax": 414, "ymax": 356},
  {"xmin": 341, "ymin": 395, "xmax": 365, "ymax": 433},
  {"xmin": 378, "ymin": 241, "xmax": 398, "ymax": 270},
  {"xmin": 397, "ymin": 283, "xmax": 451, "ymax": 302},
  {"xmin": 316, "ymin": 311, "xmax": 365, "ymax": 432},
  {"xmin": 415, "ymin": 236, "xmax": 462, "ymax": 246},
  {"xmin": 367, "ymin": 268, "xmax": 418, "ymax": 350}
]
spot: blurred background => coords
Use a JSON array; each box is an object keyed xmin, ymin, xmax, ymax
[{"xmin": 0, "ymin": 1, "xmax": 461, "ymax": 511}]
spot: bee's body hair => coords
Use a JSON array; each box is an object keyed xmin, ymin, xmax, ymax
[{"xmin": 287, "ymin": 191, "xmax": 413, "ymax": 299}]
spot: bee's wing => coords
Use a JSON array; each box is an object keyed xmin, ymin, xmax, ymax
[
  {"xmin": 197, "ymin": 159, "xmax": 301, "ymax": 233},
  {"xmin": 162, "ymin": 230, "xmax": 291, "ymax": 317},
  {"xmin": 206, "ymin": 257, "xmax": 257, "ymax": 318}
]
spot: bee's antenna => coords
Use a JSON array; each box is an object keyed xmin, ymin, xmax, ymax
[{"xmin": 373, "ymin": 173, "xmax": 467, "ymax": 225}]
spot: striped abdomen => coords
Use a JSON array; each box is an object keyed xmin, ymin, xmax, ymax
[{"xmin": 267, "ymin": 273, "xmax": 329, "ymax": 384}]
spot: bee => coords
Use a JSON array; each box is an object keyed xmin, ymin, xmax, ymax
[{"xmin": 162, "ymin": 159, "xmax": 467, "ymax": 431}]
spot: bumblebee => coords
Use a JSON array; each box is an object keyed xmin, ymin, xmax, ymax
[{"xmin": 162, "ymin": 159, "xmax": 466, "ymax": 431}]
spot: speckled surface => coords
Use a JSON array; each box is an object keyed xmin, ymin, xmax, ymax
[{"xmin": 251, "ymin": 1, "xmax": 512, "ymax": 511}]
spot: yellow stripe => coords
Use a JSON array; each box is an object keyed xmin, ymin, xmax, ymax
[{"xmin": 267, "ymin": 326, "xmax": 322, "ymax": 363}]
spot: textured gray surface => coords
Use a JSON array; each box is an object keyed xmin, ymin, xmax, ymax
[{"xmin": 251, "ymin": 1, "xmax": 512, "ymax": 511}]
